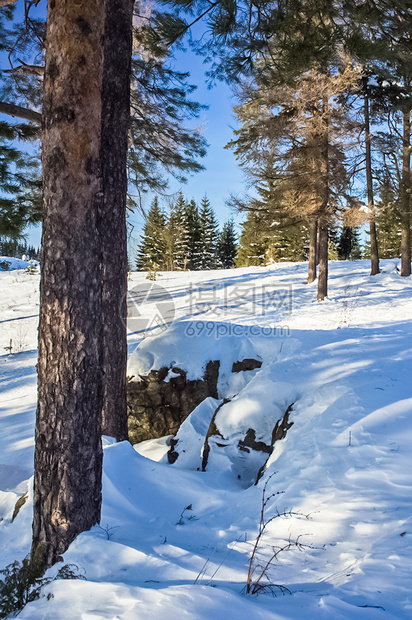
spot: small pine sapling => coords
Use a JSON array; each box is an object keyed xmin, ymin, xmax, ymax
[
  {"xmin": 24, "ymin": 259, "xmax": 38, "ymax": 275},
  {"xmin": 146, "ymin": 262, "xmax": 162, "ymax": 280}
]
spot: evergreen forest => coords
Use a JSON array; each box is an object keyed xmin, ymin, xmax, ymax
[{"xmin": 136, "ymin": 194, "xmax": 237, "ymax": 271}]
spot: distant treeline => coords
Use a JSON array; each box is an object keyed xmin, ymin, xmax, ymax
[{"xmin": 136, "ymin": 193, "xmax": 237, "ymax": 271}]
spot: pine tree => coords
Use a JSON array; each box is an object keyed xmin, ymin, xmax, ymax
[
  {"xmin": 236, "ymin": 194, "xmax": 308, "ymax": 267},
  {"xmin": 164, "ymin": 201, "xmax": 178, "ymax": 271},
  {"xmin": 255, "ymin": 180, "xmax": 309, "ymax": 263},
  {"xmin": 99, "ymin": 0, "xmax": 134, "ymax": 443},
  {"xmin": 338, "ymin": 227, "xmax": 362, "ymax": 260},
  {"xmin": 373, "ymin": 180, "xmax": 401, "ymax": 259},
  {"xmin": 128, "ymin": 7, "xmax": 207, "ymax": 203},
  {"xmin": 136, "ymin": 197, "xmax": 167, "ymax": 270},
  {"xmin": 363, "ymin": 79, "xmax": 380, "ymax": 275},
  {"xmin": 351, "ymin": 229, "xmax": 362, "ymax": 260},
  {"xmin": 152, "ymin": 0, "xmax": 342, "ymax": 86},
  {"xmin": 218, "ymin": 219, "xmax": 237, "ymax": 268},
  {"xmin": 32, "ymin": 0, "xmax": 135, "ymax": 571},
  {"xmin": 0, "ymin": 121, "xmax": 41, "ymax": 238},
  {"xmin": 0, "ymin": 239, "xmax": 40, "ymax": 259},
  {"xmin": 352, "ymin": 2, "xmax": 412, "ymax": 276},
  {"xmin": 172, "ymin": 192, "xmax": 189, "ymax": 269},
  {"xmin": 0, "ymin": 2, "xmax": 207, "ymax": 220},
  {"xmin": 228, "ymin": 58, "xmax": 359, "ymax": 299},
  {"xmin": 237, "ymin": 211, "xmax": 269, "ymax": 266},
  {"xmin": 0, "ymin": 7, "xmax": 42, "ymax": 240},
  {"xmin": 199, "ymin": 195, "xmax": 219, "ymax": 269},
  {"xmin": 2, "ymin": 0, "xmax": 134, "ymax": 447},
  {"xmin": 184, "ymin": 199, "xmax": 203, "ymax": 270},
  {"xmin": 326, "ymin": 222, "xmax": 337, "ymax": 259},
  {"xmin": 376, "ymin": 209, "xmax": 401, "ymax": 259}
]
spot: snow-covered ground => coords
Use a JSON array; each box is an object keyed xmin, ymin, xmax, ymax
[{"xmin": 1, "ymin": 259, "xmax": 412, "ymax": 619}]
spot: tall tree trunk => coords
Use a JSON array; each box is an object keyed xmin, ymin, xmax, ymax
[
  {"xmin": 364, "ymin": 92, "xmax": 380, "ymax": 276},
  {"xmin": 307, "ymin": 218, "xmax": 318, "ymax": 283},
  {"xmin": 32, "ymin": 0, "xmax": 106, "ymax": 570},
  {"xmin": 401, "ymin": 109, "xmax": 411, "ymax": 277},
  {"xmin": 317, "ymin": 100, "xmax": 329, "ymax": 301},
  {"xmin": 100, "ymin": 0, "xmax": 134, "ymax": 441},
  {"xmin": 317, "ymin": 220, "xmax": 328, "ymax": 301}
]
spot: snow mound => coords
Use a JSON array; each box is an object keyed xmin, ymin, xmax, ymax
[
  {"xmin": 128, "ymin": 320, "xmax": 301, "ymax": 398},
  {"xmin": 0, "ymin": 256, "xmax": 39, "ymax": 271}
]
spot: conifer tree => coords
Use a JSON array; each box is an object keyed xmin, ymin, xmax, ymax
[
  {"xmin": 184, "ymin": 199, "xmax": 203, "ymax": 270},
  {"xmin": 0, "ymin": 238, "xmax": 40, "ymax": 259},
  {"xmin": 172, "ymin": 192, "xmax": 189, "ymax": 269},
  {"xmin": 0, "ymin": 121, "xmax": 41, "ymax": 238},
  {"xmin": 236, "ymin": 191, "xmax": 308, "ymax": 266},
  {"xmin": 136, "ymin": 197, "xmax": 167, "ymax": 270},
  {"xmin": 376, "ymin": 210, "xmax": 401, "ymax": 259},
  {"xmin": 0, "ymin": 6, "xmax": 42, "ymax": 240},
  {"xmin": 254, "ymin": 180, "xmax": 309, "ymax": 263},
  {"xmin": 0, "ymin": 2, "xmax": 208, "ymax": 215},
  {"xmin": 218, "ymin": 219, "xmax": 237, "ymax": 268},
  {"xmin": 338, "ymin": 227, "xmax": 362, "ymax": 260},
  {"xmin": 351, "ymin": 230, "xmax": 363, "ymax": 261},
  {"xmin": 363, "ymin": 81, "xmax": 380, "ymax": 275},
  {"xmin": 351, "ymin": 2, "xmax": 412, "ymax": 276},
  {"xmin": 128, "ymin": 5, "xmax": 207, "ymax": 203},
  {"xmin": 32, "ymin": 0, "xmax": 135, "ymax": 570},
  {"xmin": 329, "ymin": 223, "xmax": 341, "ymax": 260},
  {"xmin": 199, "ymin": 195, "xmax": 219, "ymax": 269},
  {"xmin": 164, "ymin": 201, "xmax": 178, "ymax": 271},
  {"xmin": 374, "ymin": 180, "xmax": 401, "ymax": 259},
  {"xmin": 237, "ymin": 211, "xmax": 269, "ymax": 266},
  {"xmin": 228, "ymin": 58, "xmax": 358, "ymax": 299}
]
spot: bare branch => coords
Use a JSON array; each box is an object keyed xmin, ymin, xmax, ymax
[
  {"xmin": 0, "ymin": 0, "xmax": 19, "ymax": 6},
  {"xmin": 3, "ymin": 58, "xmax": 44, "ymax": 76},
  {"xmin": 0, "ymin": 100, "xmax": 41, "ymax": 123}
]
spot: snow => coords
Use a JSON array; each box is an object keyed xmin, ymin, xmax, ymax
[
  {"xmin": 1, "ymin": 258, "xmax": 412, "ymax": 618},
  {"xmin": 0, "ymin": 256, "xmax": 39, "ymax": 272}
]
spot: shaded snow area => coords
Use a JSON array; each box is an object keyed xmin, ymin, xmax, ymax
[
  {"xmin": 0, "ymin": 256, "xmax": 39, "ymax": 272},
  {"xmin": 1, "ymin": 259, "xmax": 412, "ymax": 618}
]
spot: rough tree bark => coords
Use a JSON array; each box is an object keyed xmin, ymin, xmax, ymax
[
  {"xmin": 400, "ymin": 109, "xmax": 411, "ymax": 277},
  {"xmin": 32, "ymin": 1, "xmax": 106, "ymax": 570},
  {"xmin": 307, "ymin": 219, "xmax": 318, "ymax": 283},
  {"xmin": 364, "ymin": 92, "xmax": 380, "ymax": 276},
  {"xmin": 100, "ymin": 0, "xmax": 134, "ymax": 442}
]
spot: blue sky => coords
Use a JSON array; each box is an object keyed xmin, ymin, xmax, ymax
[{"xmin": 127, "ymin": 45, "xmax": 246, "ymax": 255}]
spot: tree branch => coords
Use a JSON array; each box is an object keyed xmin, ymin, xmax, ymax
[
  {"xmin": 3, "ymin": 58, "xmax": 45, "ymax": 76},
  {"xmin": 0, "ymin": 100, "xmax": 41, "ymax": 123},
  {"xmin": 0, "ymin": 0, "xmax": 19, "ymax": 6}
]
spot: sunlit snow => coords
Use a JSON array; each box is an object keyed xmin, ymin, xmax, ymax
[{"xmin": 1, "ymin": 259, "xmax": 411, "ymax": 619}]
